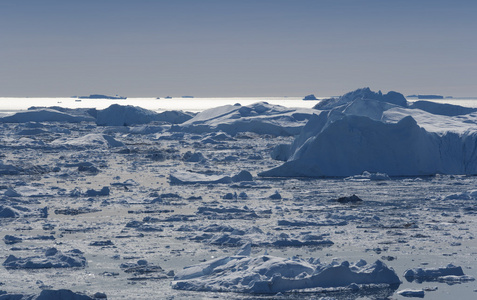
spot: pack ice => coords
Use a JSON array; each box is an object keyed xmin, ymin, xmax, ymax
[{"xmin": 260, "ymin": 88, "xmax": 477, "ymax": 177}]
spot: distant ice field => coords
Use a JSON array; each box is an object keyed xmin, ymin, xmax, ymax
[{"xmin": 1, "ymin": 96, "xmax": 476, "ymax": 114}]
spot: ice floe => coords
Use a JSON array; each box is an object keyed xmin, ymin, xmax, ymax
[
  {"xmin": 170, "ymin": 170, "xmax": 253, "ymax": 184},
  {"xmin": 404, "ymin": 264, "xmax": 475, "ymax": 283}
]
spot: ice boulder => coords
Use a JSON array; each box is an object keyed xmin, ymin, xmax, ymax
[
  {"xmin": 0, "ymin": 109, "xmax": 94, "ymax": 123},
  {"xmin": 3, "ymin": 248, "xmax": 86, "ymax": 269},
  {"xmin": 96, "ymin": 104, "xmax": 192, "ymax": 126},
  {"xmin": 172, "ymin": 255, "xmax": 400, "ymax": 293},
  {"xmin": 171, "ymin": 102, "xmax": 315, "ymax": 136}
]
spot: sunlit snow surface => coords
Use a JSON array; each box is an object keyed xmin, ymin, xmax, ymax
[{"xmin": 0, "ymin": 94, "xmax": 476, "ymax": 299}]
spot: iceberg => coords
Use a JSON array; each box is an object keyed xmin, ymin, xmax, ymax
[
  {"xmin": 260, "ymin": 88, "xmax": 477, "ymax": 177},
  {"xmin": 172, "ymin": 254, "xmax": 400, "ymax": 293},
  {"xmin": 171, "ymin": 102, "xmax": 315, "ymax": 136},
  {"xmin": 0, "ymin": 108, "xmax": 94, "ymax": 123},
  {"xmin": 96, "ymin": 104, "xmax": 193, "ymax": 126},
  {"xmin": 404, "ymin": 264, "xmax": 474, "ymax": 283}
]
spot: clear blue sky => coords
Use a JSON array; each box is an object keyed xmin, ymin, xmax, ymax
[{"xmin": 0, "ymin": 0, "xmax": 476, "ymax": 97}]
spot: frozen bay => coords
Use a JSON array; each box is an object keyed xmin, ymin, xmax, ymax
[{"xmin": 0, "ymin": 90, "xmax": 476, "ymax": 299}]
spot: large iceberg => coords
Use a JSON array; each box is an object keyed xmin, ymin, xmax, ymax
[
  {"xmin": 171, "ymin": 102, "xmax": 315, "ymax": 136},
  {"xmin": 260, "ymin": 88, "xmax": 477, "ymax": 177},
  {"xmin": 0, "ymin": 108, "xmax": 94, "ymax": 123},
  {"xmin": 96, "ymin": 104, "xmax": 193, "ymax": 126},
  {"xmin": 172, "ymin": 254, "xmax": 400, "ymax": 293}
]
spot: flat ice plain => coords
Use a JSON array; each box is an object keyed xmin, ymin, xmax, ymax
[{"xmin": 0, "ymin": 89, "xmax": 476, "ymax": 299}]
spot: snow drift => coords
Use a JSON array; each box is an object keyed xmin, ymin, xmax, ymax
[
  {"xmin": 261, "ymin": 88, "xmax": 477, "ymax": 177},
  {"xmin": 171, "ymin": 102, "xmax": 315, "ymax": 136},
  {"xmin": 172, "ymin": 254, "xmax": 400, "ymax": 293}
]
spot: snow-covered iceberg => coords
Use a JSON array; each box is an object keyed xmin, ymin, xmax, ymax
[
  {"xmin": 172, "ymin": 254, "xmax": 400, "ymax": 293},
  {"xmin": 260, "ymin": 88, "xmax": 477, "ymax": 177},
  {"xmin": 171, "ymin": 102, "xmax": 315, "ymax": 136},
  {"xmin": 314, "ymin": 87, "xmax": 407, "ymax": 110},
  {"xmin": 96, "ymin": 104, "xmax": 192, "ymax": 126},
  {"xmin": 0, "ymin": 108, "xmax": 94, "ymax": 123}
]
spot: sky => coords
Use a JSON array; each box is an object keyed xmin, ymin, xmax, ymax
[{"xmin": 0, "ymin": 0, "xmax": 476, "ymax": 97}]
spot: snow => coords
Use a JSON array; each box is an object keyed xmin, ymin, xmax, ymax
[
  {"xmin": 260, "ymin": 88, "xmax": 477, "ymax": 177},
  {"xmin": 172, "ymin": 254, "xmax": 400, "ymax": 293}
]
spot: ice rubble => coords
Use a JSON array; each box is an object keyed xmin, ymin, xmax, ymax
[
  {"xmin": 260, "ymin": 88, "xmax": 477, "ymax": 177},
  {"xmin": 172, "ymin": 253, "xmax": 400, "ymax": 293},
  {"xmin": 171, "ymin": 102, "xmax": 315, "ymax": 136}
]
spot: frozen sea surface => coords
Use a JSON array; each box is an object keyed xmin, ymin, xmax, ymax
[{"xmin": 0, "ymin": 92, "xmax": 476, "ymax": 299}]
